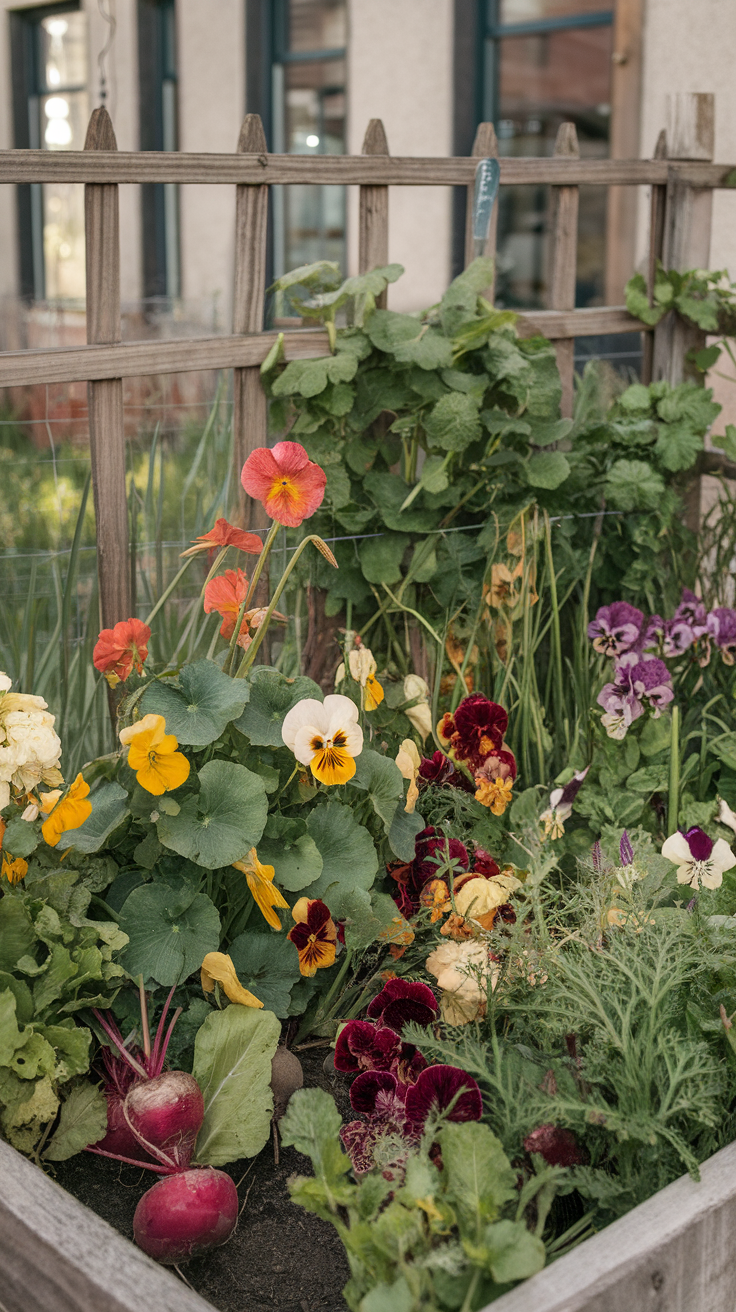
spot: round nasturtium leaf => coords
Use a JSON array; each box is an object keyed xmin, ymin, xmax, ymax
[
  {"xmin": 141, "ymin": 660, "xmax": 249, "ymax": 747},
  {"xmin": 232, "ymin": 667, "xmax": 323, "ymax": 748},
  {"xmin": 156, "ymin": 760, "xmax": 268, "ymax": 869},
  {"xmin": 304, "ymin": 801, "xmax": 379, "ymax": 918},
  {"xmin": 118, "ymin": 882, "xmax": 221, "ymax": 986},
  {"xmin": 228, "ymin": 932, "xmax": 302, "ymax": 1017}
]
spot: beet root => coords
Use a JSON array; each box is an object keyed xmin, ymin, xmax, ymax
[
  {"xmin": 133, "ymin": 1167, "xmax": 238, "ymax": 1264},
  {"xmin": 125, "ymin": 1070, "xmax": 204, "ymax": 1169},
  {"xmin": 95, "ymin": 1092, "xmax": 156, "ymax": 1161},
  {"xmin": 270, "ymin": 1047, "xmax": 304, "ymax": 1119}
]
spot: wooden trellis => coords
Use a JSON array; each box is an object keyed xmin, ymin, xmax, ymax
[{"xmin": 0, "ymin": 91, "xmax": 730, "ymax": 634}]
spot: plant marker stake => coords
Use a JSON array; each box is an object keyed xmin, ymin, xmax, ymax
[
  {"xmin": 472, "ymin": 157, "xmax": 500, "ymax": 260},
  {"xmin": 668, "ymin": 705, "xmax": 680, "ymax": 836}
]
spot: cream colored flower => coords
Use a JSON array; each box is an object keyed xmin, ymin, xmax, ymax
[
  {"xmin": 395, "ymin": 738, "xmax": 421, "ymax": 813},
  {"xmin": 403, "ymin": 674, "xmax": 432, "ymax": 742},
  {"xmin": 425, "ymin": 939, "xmax": 496, "ymax": 1025},
  {"xmin": 0, "ymin": 674, "xmax": 63, "ymax": 808},
  {"xmin": 347, "ymin": 646, "xmax": 384, "ymax": 711},
  {"xmin": 455, "ymin": 873, "xmax": 521, "ymax": 926},
  {"xmin": 282, "ymin": 694, "xmax": 363, "ymax": 785}
]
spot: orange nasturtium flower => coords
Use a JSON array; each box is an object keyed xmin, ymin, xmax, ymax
[
  {"xmin": 181, "ymin": 518, "xmax": 263, "ymax": 558},
  {"xmin": 41, "ymin": 773, "xmax": 92, "ymax": 847},
  {"xmin": 1, "ymin": 853, "xmax": 28, "ymax": 884},
  {"xmin": 287, "ymin": 898, "xmax": 337, "ymax": 976},
  {"xmin": 200, "ymin": 951, "xmax": 263, "ymax": 1008},
  {"xmin": 203, "ymin": 568, "xmax": 248, "ymax": 642},
  {"xmin": 232, "ymin": 848, "xmax": 290, "ymax": 930},
  {"xmin": 119, "ymin": 714, "xmax": 190, "ymax": 796},
  {"xmin": 93, "ymin": 618, "xmax": 151, "ymax": 688},
  {"xmin": 240, "ymin": 440, "xmax": 327, "ymax": 528}
]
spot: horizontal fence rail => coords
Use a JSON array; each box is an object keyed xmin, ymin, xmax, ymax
[{"xmin": 0, "ymin": 151, "xmax": 734, "ymax": 189}]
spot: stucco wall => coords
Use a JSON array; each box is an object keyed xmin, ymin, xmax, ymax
[{"xmin": 346, "ymin": 0, "xmax": 454, "ymax": 313}]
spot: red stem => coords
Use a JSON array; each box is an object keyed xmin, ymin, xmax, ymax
[
  {"xmin": 92, "ymin": 1010, "xmax": 148, "ymax": 1080},
  {"xmin": 139, "ymin": 976, "xmax": 151, "ymax": 1061},
  {"xmin": 86, "ymin": 1145, "xmax": 176, "ymax": 1174},
  {"xmin": 122, "ymin": 1101, "xmax": 178, "ymax": 1172},
  {"xmin": 150, "ymin": 985, "xmax": 178, "ymax": 1075}
]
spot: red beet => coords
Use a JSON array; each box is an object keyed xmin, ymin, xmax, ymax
[
  {"xmin": 124, "ymin": 1070, "xmax": 204, "ymax": 1170},
  {"xmin": 133, "ymin": 1167, "xmax": 238, "ymax": 1264}
]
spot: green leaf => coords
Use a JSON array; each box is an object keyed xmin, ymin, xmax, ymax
[
  {"xmin": 280, "ymin": 1086, "xmax": 351, "ymax": 1183},
  {"xmin": 57, "ymin": 782, "xmax": 129, "ymax": 855},
  {"xmin": 141, "ymin": 661, "xmax": 249, "ymax": 747},
  {"xmin": 440, "ymin": 1121, "xmax": 516, "ymax": 1235},
  {"xmin": 424, "ymin": 392, "xmax": 482, "ymax": 452},
  {"xmin": 39, "ymin": 1023, "xmax": 92, "ymax": 1079},
  {"xmin": 722, "ymin": 424, "xmax": 736, "ymax": 463},
  {"xmin": 43, "ymin": 1082, "xmax": 108, "ymax": 1161},
  {"xmin": 271, "ymin": 352, "xmax": 359, "ymax": 398},
  {"xmin": 352, "ymin": 749, "xmax": 404, "ymax": 831},
  {"xmin": 233, "ymin": 667, "xmax": 323, "ymax": 748},
  {"xmin": 228, "ymin": 932, "xmax": 302, "ymax": 1017},
  {"xmin": 2, "ymin": 817, "xmax": 38, "ymax": 859},
  {"xmin": 619, "ymin": 383, "xmax": 652, "ymax": 412},
  {"xmin": 604, "ymin": 460, "xmax": 666, "ymax": 511},
  {"xmin": 627, "ymin": 764, "xmax": 669, "ymax": 793},
  {"xmin": 417, "ymin": 454, "xmax": 449, "ymax": 495},
  {"xmin": 388, "ymin": 806, "xmax": 426, "ymax": 861},
  {"xmin": 118, "ymin": 883, "xmax": 221, "ymax": 986},
  {"xmin": 192, "ymin": 1005, "xmax": 280, "ymax": 1166},
  {"xmin": 526, "ymin": 450, "xmax": 570, "ymax": 489},
  {"xmin": 473, "ymin": 1219, "xmax": 546, "ymax": 1284},
  {"xmin": 528, "ymin": 417, "xmax": 573, "ymax": 445},
  {"xmin": 0, "ymin": 898, "xmax": 37, "ymax": 972},
  {"xmin": 625, "ymin": 271, "xmax": 668, "ymax": 326},
  {"xmin": 654, "ymin": 421, "xmax": 703, "ymax": 472},
  {"xmin": 439, "ymin": 257, "xmax": 495, "ymax": 335},
  {"xmin": 359, "ymin": 532, "xmax": 408, "ymax": 585},
  {"xmin": 304, "ymin": 802, "xmax": 379, "ymax": 916},
  {"xmin": 640, "ymin": 713, "xmax": 672, "ymax": 758},
  {"xmin": 366, "ymin": 311, "xmax": 453, "ymax": 369},
  {"xmin": 360, "ymin": 1278, "xmax": 414, "ymax": 1312},
  {"xmin": 157, "ymin": 760, "xmax": 268, "ymax": 869},
  {"xmin": 0, "ymin": 973, "xmax": 33, "ymax": 1026},
  {"xmin": 257, "ymin": 829, "xmax": 323, "ymax": 892}
]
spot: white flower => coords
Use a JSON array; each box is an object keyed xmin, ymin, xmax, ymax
[
  {"xmin": 347, "ymin": 646, "xmax": 384, "ymax": 711},
  {"xmin": 0, "ymin": 674, "xmax": 11, "ymax": 694},
  {"xmin": 0, "ymin": 677, "xmax": 63, "ymax": 809},
  {"xmin": 661, "ymin": 828, "xmax": 736, "ymax": 891},
  {"xmin": 403, "ymin": 674, "xmax": 432, "ymax": 742},
  {"xmin": 425, "ymin": 939, "xmax": 496, "ymax": 1024},
  {"xmin": 281, "ymin": 694, "xmax": 363, "ymax": 786},
  {"xmin": 395, "ymin": 739, "xmax": 420, "ymax": 813},
  {"xmin": 717, "ymin": 797, "xmax": 736, "ymax": 836}
]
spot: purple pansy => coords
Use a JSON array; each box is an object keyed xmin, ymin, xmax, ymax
[
  {"xmin": 404, "ymin": 1064, "xmax": 483, "ymax": 1131},
  {"xmin": 707, "ymin": 608, "xmax": 736, "ymax": 665},
  {"xmin": 366, "ymin": 979, "xmax": 439, "ymax": 1033},
  {"xmin": 588, "ymin": 603, "xmax": 645, "ymax": 657},
  {"xmin": 662, "ymin": 825, "xmax": 736, "ymax": 891},
  {"xmin": 598, "ymin": 652, "xmax": 673, "ymax": 739}
]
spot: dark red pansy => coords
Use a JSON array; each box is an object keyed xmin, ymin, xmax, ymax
[
  {"xmin": 367, "ymin": 979, "xmax": 438, "ymax": 1032},
  {"xmin": 452, "ymin": 693, "xmax": 508, "ymax": 755},
  {"xmin": 395, "ymin": 1042, "xmax": 428, "ymax": 1086},
  {"xmin": 523, "ymin": 1123, "xmax": 587, "ymax": 1167},
  {"xmin": 419, "ymin": 751, "xmax": 456, "ymax": 785},
  {"xmin": 334, "ymin": 1020, "xmax": 402, "ymax": 1073},
  {"xmin": 389, "ymin": 828, "xmax": 470, "ymax": 917},
  {"xmin": 349, "ymin": 1069, "xmax": 399, "ymax": 1115},
  {"xmin": 404, "ymin": 1064, "xmax": 483, "ymax": 1131},
  {"xmin": 472, "ymin": 846, "xmax": 501, "ymax": 879},
  {"xmin": 684, "ymin": 826, "xmax": 715, "ymax": 862}
]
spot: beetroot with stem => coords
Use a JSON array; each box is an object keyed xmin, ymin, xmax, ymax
[
  {"xmin": 133, "ymin": 1167, "xmax": 239, "ymax": 1264},
  {"xmin": 124, "ymin": 1070, "xmax": 204, "ymax": 1171}
]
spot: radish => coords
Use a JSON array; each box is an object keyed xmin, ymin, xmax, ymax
[
  {"xmin": 124, "ymin": 1070, "xmax": 204, "ymax": 1170},
  {"xmin": 133, "ymin": 1167, "xmax": 238, "ymax": 1264}
]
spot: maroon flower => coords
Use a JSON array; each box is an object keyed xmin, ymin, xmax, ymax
[
  {"xmin": 334, "ymin": 1020, "xmax": 402, "ymax": 1073},
  {"xmin": 389, "ymin": 827, "xmax": 470, "ymax": 917},
  {"xmin": 451, "ymin": 694, "xmax": 509, "ymax": 769},
  {"xmin": 349, "ymin": 1069, "xmax": 399, "ymax": 1114},
  {"xmin": 404, "ymin": 1064, "xmax": 483, "ymax": 1131},
  {"xmin": 523, "ymin": 1123, "xmax": 586, "ymax": 1167},
  {"xmin": 395, "ymin": 1042, "xmax": 428, "ymax": 1086},
  {"xmin": 419, "ymin": 751, "xmax": 456, "ymax": 785},
  {"xmin": 367, "ymin": 979, "xmax": 438, "ymax": 1033},
  {"xmin": 472, "ymin": 846, "xmax": 501, "ymax": 879},
  {"xmin": 340, "ymin": 1117, "xmax": 409, "ymax": 1179}
]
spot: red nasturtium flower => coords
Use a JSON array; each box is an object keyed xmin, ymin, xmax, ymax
[
  {"xmin": 287, "ymin": 897, "xmax": 337, "ymax": 976},
  {"xmin": 203, "ymin": 568, "xmax": 248, "ymax": 643},
  {"xmin": 240, "ymin": 441, "xmax": 327, "ymax": 527},
  {"xmin": 180, "ymin": 518, "xmax": 263, "ymax": 558},
  {"xmin": 93, "ymin": 618, "xmax": 151, "ymax": 688}
]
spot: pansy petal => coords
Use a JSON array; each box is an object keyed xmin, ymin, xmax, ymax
[
  {"xmin": 292, "ymin": 723, "xmax": 324, "ymax": 767},
  {"xmin": 322, "ymin": 694, "xmax": 360, "ymax": 725},
  {"xmin": 712, "ymin": 838, "xmax": 736, "ymax": 874},
  {"xmin": 281, "ymin": 698, "xmax": 327, "ymax": 750},
  {"xmin": 661, "ymin": 832, "xmax": 692, "ymax": 866}
]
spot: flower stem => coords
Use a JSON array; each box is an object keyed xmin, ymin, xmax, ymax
[
  {"xmin": 235, "ymin": 534, "xmax": 337, "ymax": 678},
  {"xmin": 144, "ymin": 554, "xmax": 197, "ymax": 628},
  {"xmin": 225, "ymin": 520, "xmax": 280, "ymax": 674},
  {"xmin": 668, "ymin": 704, "xmax": 680, "ymax": 835}
]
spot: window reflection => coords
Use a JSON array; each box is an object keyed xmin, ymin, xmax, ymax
[{"xmin": 36, "ymin": 11, "xmax": 89, "ymax": 302}]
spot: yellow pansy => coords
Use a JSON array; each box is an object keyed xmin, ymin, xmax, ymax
[
  {"xmin": 201, "ymin": 952, "xmax": 263, "ymax": 1008},
  {"xmin": 395, "ymin": 738, "xmax": 421, "ymax": 813},
  {"xmin": 41, "ymin": 773, "xmax": 92, "ymax": 847},
  {"xmin": 281, "ymin": 694, "xmax": 363, "ymax": 786},
  {"xmin": 119, "ymin": 714, "xmax": 190, "ymax": 796},
  {"xmin": 232, "ymin": 847, "xmax": 290, "ymax": 930}
]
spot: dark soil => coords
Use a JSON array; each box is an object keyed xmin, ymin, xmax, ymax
[{"xmin": 53, "ymin": 1047, "xmax": 351, "ymax": 1312}]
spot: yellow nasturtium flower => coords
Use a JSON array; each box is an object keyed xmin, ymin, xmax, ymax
[
  {"xmin": 41, "ymin": 773, "xmax": 92, "ymax": 847},
  {"xmin": 119, "ymin": 714, "xmax": 190, "ymax": 796},
  {"xmin": 1, "ymin": 853, "xmax": 28, "ymax": 884},
  {"xmin": 201, "ymin": 952, "xmax": 263, "ymax": 1008},
  {"xmin": 232, "ymin": 847, "xmax": 290, "ymax": 930}
]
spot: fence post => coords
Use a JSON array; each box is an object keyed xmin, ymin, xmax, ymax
[
  {"xmin": 548, "ymin": 123, "xmax": 580, "ymax": 419},
  {"xmin": 640, "ymin": 128, "xmax": 668, "ymax": 385},
  {"xmin": 464, "ymin": 121, "xmax": 498, "ymax": 302},
  {"xmin": 359, "ymin": 119, "xmax": 389, "ymax": 305},
  {"xmin": 84, "ymin": 108, "xmax": 130, "ymax": 631},
  {"xmin": 652, "ymin": 93, "xmax": 714, "ymax": 532},
  {"xmin": 232, "ymin": 113, "xmax": 270, "ymax": 532}
]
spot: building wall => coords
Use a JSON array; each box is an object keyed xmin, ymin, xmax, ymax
[{"xmin": 346, "ymin": 0, "xmax": 454, "ymax": 314}]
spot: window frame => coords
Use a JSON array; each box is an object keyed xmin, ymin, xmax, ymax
[{"xmin": 137, "ymin": 0, "xmax": 180, "ymax": 305}]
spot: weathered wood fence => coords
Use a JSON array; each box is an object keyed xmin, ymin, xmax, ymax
[{"xmin": 0, "ymin": 90, "xmax": 730, "ymax": 635}]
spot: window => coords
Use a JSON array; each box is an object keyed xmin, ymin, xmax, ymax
[
  {"xmin": 11, "ymin": 5, "xmax": 89, "ymax": 302},
  {"xmin": 138, "ymin": 0, "xmax": 180, "ymax": 304},
  {"xmin": 484, "ymin": 0, "xmax": 613, "ymax": 309},
  {"xmin": 270, "ymin": 0, "xmax": 347, "ymax": 292}
]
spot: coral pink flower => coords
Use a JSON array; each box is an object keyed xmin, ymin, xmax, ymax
[
  {"xmin": 203, "ymin": 569, "xmax": 248, "ymax": 642},
  {"xmin": 93, "ymin": 618, "xmax": 151, "ymax": 687},
  {"xmin": 180, "ymin": 518, "xmax": 263, "ymax": 558},
  {"xmin": 240, "ymin": 441, "xmax": 326, "ymax": 527}
]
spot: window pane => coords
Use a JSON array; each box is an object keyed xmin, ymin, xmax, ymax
[
  {"xmin": 38, "ymin": 12, "xmax": 87, "ymax": 91},
  {"xmin": 38, "ymin": 14, "xmax": 89, "ymax": 303},
  {"xmin": 492, "ymin": 23, "xmax": 612, "ymax": 309},
  {"xmin": 287, "ymin": 0, "xmax": 346, "ymax": 53},
  {"xmin": 498, "ymin": 0, "xmax": 611, "ymax": 23}
]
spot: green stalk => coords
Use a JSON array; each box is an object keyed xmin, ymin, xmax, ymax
[
  {"xmin": 543, "ymin": 511, "xmax": 565, "ymax": 753},
  {"xmin": 224, "ymin": 520, "xmax": 279, "ymax": 674},
  {"xmin": 236, "ymin": 534, "xmax": 337, "ymax": 677},
  {"xmin": 668, "ymin": 704, "xmax": 680, "ymax": 835},
  {"xmin": 143, "ymin": 554, "xmax": 198, "ymax": 628}
]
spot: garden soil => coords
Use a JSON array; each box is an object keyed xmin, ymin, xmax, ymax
[{"xmin": 54, "ymin": 1048, "xmax": 351, "ymax": 1312}]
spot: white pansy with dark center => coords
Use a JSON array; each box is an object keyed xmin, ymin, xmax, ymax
[
  {"xmin": 282, "ymin": 694, "xmax": 363, "ymax": 786},
  {"xmin": 661, "ymin": 826, "xmax": 736, "ymax": 891}
]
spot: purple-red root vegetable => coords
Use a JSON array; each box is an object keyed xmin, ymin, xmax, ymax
[{"xmin": 133, "ymin": 1168, "xmax": 239, "ymax": 1264}]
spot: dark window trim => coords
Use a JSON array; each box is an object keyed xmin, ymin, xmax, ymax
[
  {"xmin": 138, "ymin": 0, "xmax": 180, "ymax": 304},
  {"xmin": 277, "ymin": 46, "xmax": 346, "ymax": 63},
  {"xmin": 487, "ymin": 10, "xmax": 613, "ymax": 37}
]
